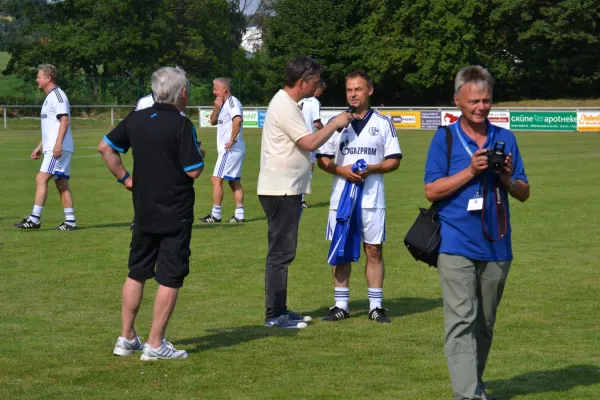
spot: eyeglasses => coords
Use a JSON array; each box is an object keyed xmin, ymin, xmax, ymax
[{"xmin": 299, "ymin": 60, "xmax": 317, "ymax": 81}]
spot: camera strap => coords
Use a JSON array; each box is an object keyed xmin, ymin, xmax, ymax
[{"xmin": 481, "ymin": 176, "xmax": 508, "ymax": 242}]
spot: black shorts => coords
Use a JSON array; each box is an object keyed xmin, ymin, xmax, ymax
[{"xmin": 128, "ymin": 223, "xmax": 192, "ymax": 288}]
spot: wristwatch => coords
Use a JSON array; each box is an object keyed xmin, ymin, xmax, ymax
[{"xmin": 508, "ymin": 177, "xmax": 517, "ymax": 191}]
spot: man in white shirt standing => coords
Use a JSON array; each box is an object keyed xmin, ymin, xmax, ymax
[
  {"xmin": 298, "ymin": 80, "xmax": 326, "ymax": 209},
  {"xmin": 14, "ymin": 64, "xmax": 77, "ymax": 231},
  {"xmin": 199, "ymin": 78, "xmax": 246, "ymax": 223},
  {"xmin": 317, "ymin": 70, "xmax": 402, "ymax": 323}
]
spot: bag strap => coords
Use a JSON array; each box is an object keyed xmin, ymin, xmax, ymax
[{"xmin": 429, "ymin": 126, "xmax": 453, "ymax": 213}]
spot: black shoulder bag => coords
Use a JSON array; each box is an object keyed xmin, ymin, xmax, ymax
[{"xmin": 403, "ymin": 126, "xmax": 452, "ymax": 267}]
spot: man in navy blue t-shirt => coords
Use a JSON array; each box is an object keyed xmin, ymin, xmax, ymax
[{"xmin": 424, "ymin": 66, "xmax": 530, "ymax": 400}]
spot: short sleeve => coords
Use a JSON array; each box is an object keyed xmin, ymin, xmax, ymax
[
  {"xmin": 179, "ymin": 121, "xmax": 204, "ymax": 172},
  {"xmin": 230, "ymin": 98, "xmax": 243, "ymax": 120},
  {"xmin": 55, "ymin": 91, "xmax": 69, "ymax": 118},
  {"xmin": 424, "ymin": 128, "xmax": 449, "ymax": 184},
  {"xmin": 104, "ymin": 112, "xmax": 133, "ymax": 154},
  {"xmin": 280, "ymin": 106, "xmax": 310, "ymax": 142},
  {"xmin": 383, "ymin": 117, "xmax": 402, "ymax": 159}
]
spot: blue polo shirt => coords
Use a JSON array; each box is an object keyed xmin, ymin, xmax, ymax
[{"xmin": 424, "ymin": 118, "xmax": 528, "ymax": 261}]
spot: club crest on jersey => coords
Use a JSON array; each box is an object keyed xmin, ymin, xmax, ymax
[{"xmin": 368, "ymin": 127, "xmax": 379, "ymax": 136}]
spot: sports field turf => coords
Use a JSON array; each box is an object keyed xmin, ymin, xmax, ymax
[{"xmin": 1, "ymin": 119, "xmax": 599, "ymax": 399}]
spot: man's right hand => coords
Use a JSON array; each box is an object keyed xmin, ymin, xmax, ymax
[
  {"xmin": 332, "ymin": 112, "xmax": 353, "ymax": 131},
  {"xmin": 338, "ymin": 164, "xmax": 364, "ymax": 184},
  {"xmin": 123, "ymin": 176, "xmax": 133, "ymax": 191},
  {"xmin": 31, "ymin": 147, "xmax": 42, "ymax": 160},
  {"xmin": 468, "ymin": 149, "xmax": 489, "ymax": 176},
  {"xmin": 213, "ymin": 97, "xmax": 224, "ymax": 109}
]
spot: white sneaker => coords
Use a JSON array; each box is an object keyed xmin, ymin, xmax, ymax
[
  {"xmin": 113, "ymin": 335, "xmax": 144, "ymax": 356},
  {"xmin": 140, "ymin": 338, "xmax": 188, "ymax": 361}
]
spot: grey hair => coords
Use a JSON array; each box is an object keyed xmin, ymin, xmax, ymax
[
  {"xmin": 38, "ymin": 64, "xmax": 58, "ymax": 83},
  {"xmin": 213, "ymin": 77, "xmax": 232, "ymax": 92},
  {"xmin": 454, "ymin": 65, "xmax": 494, "ymax": 95},
  {"xmin": 151, "ymin": 67, "xmax": 189, "ymax": 104}
]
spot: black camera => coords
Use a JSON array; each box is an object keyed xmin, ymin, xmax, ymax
[{"xmin": 484, "ymin": 141, "xmax": 507, "ymax": 174}]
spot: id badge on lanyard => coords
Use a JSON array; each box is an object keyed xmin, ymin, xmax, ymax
[{"xmin": 454, "ymin": 123, "xmax": 494, "ymax": 212}]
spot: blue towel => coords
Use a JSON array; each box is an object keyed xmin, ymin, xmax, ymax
[{"xmin": 327, "ymin": 159, "xmax": 368, "ymax": 266}]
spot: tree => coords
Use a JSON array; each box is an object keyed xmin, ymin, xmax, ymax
[{"xmin": 2, "ymin": 0, "xmax": 246, "ymax": 103}]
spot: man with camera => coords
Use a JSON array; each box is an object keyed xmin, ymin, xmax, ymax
[{"xmin": 424, "ymin": 66, "xmax": 529, "ymax": 400}]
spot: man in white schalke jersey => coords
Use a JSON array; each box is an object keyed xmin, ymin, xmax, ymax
[
  {"xmin": 14, "ymin": 64, "xmax": 77, "ymax": 231},
  {"xmin": 298, "ymin": 80, "xmax": 326, "ymax": 209},
  {"xmin": 316, "ymin": 70, "xmax": 402, "ymax": 323},
  {"xmin": 199, "ymin": 78, "xmax": 246, "ymax": 223}
]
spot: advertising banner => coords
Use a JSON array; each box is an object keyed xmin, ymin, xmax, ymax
[
  {"xmin": 258, "ymin": 110, "xmax": 267, "ymax": 128},
  {"xmin": 441, "ymin": 110, "xmax": 461, "ymax": 125},
  {"xmin": 199, "ymin": 109, "xmax": 260, "ymax": 128},
  {"xmin": 321, "ymin": 110, "xmax": 345, "ymax": 125},
  {"xmin": 421, "ymin": 111, "xmax": 441, "ymax": 129},
  {"xmin": 379, "ymin": 111, "xmax": 421, "ymax": 129},
  {"xmin": 577, "ymin": 112, "xmax": 600, "ymax": 131},
  {"xmin": 488, "ymin": 111, "xmax": 510, "ymax": 129},
  {"xmin": 243, "ymin": 110, "xmax": 258, "ymax": 127},
  {"xmin": 510, "ymin": 112, "xmax": 577, "ymax": 131}
]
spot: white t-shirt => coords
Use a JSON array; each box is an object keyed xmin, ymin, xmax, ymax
[
  {"xmin": 257, "ymin": 90, "xmax": 312, "ymax": 196},
  {"xmin": 41, "ymin": 87, "xmax": 74, "ymax": 153},
  {"xmin": 216, "ymin": 95, "xmax": 245, "ymax": 153},
  {"xmin": 318, "ymin": 109, "xmax": 402, "ymax": 209},
  {"xmin": 135, "ymin": 93, "xmax": 154, "ymax": 111},
  {"xmin": 136, "ymin": 93, "xmax": 186, "ymax": 116},
  {"xmin": 298, "ymin": 96, "xmax": 321, "ymax": 133}
]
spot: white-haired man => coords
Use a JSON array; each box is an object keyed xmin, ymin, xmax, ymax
[
  {"xmin": 98, "ymin": 67, "xmax": 205, "ymax": 360},
  {"xmin": 199, "ymin": 77, "xmax": 246, "ymax": 223},
  {"xmin": 14, "ymin": 64, "xmax": 77, "ymax": 231}
]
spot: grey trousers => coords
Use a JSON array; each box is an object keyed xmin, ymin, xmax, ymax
[{"xmin": 437, "ymin": 253, "xmax": 511, "ymax": 400}]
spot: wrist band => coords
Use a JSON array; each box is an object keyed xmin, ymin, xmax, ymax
[{"xmin": 117, "ymin": 171, "xmax": 130, "ymax": 184}]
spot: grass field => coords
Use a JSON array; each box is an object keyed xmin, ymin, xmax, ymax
[{"xmin": 1, "ymin": 121, "xmax": 599, "ymax": 400}]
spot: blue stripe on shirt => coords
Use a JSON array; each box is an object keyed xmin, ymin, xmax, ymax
[
  {"xmin": 103, "ymin": 135, "xmax": 126, "ymax": 154},
  {"xmin": 184, "ymin": 161, "xmax": 204, "ymax": 172}
]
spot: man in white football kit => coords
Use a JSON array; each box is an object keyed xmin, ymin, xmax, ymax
[
  {"xmin": 298, "ymin": 80, "xmax": 326, "ymax": 209},
  {"xmin": 14, "ymin": 64, "xmax": 77, "ymax": 231},
  {"xmin": 199, "ymin": 78, "xmax": 246, "ymax": 223},
  {"xmin": 317, "ymin": 70, "xmax": 401, "ymax": 323}
]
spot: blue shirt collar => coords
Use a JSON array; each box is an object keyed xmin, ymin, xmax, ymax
[{"xmin": 455, "ymin": 117, "xmax": 495, "ymax": 148}]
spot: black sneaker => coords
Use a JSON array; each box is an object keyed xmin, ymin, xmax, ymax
[
  {"xmin": 322, "ymin": 306, "xmax": 350, "ymax": 321},
  {"xmin": 228, "ymin": 216, "xmax": 245, "ymax": 223},
  {"xmin": 13, "ymin": 217, "xmax": 40, "ymax": 230},
  {"xmin": 301, "ymin": 201, "xmax": 310, "ymax": 209},
  {"xmin": 479, "ymin": 382, "xmax": 495, "ymax": 400},
  {"xmin": 199, "ymin": 214, "xmax": 221, "ymax": 223},
  {"xmin": 53, "ymin": 222, "xmax": 77, "ymax": 231},
  {"xmin": 368, "ymin": 307, "xmax": 391, "ymax": 323}
]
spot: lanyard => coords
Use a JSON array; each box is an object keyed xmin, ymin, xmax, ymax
[{"xmin": 454, "ymin": 121, "xmax": 495, "ymax": 158}]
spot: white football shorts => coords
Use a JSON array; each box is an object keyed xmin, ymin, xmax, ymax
[
  {"xmin": 40, "ymin": 150, "xmax": 73, "ymax": 179},
  {"xmin": 326, "ymin": 208, "xmax": 386, "ymax": 245},
  {"xmin": 212, "ymin": 150, "xmax": 245, "ymax": 180}
]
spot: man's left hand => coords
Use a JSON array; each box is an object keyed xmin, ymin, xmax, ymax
[
  {"xmin": 53, "ymin": 143, "xmax": 62, "ymax": 158},
  {"xmin": 499, "ymin": 153, "xmax": 514, "ymax": 187},
  {"xmin": 224, "ymin": 140, "xmax": 234, "ymax": 150}
]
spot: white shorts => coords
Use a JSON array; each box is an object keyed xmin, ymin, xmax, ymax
[
  {"xmin": 212, "ymin": 150, "xmax": 245, "ymax": 180},
  {"xmin": 40, "ymin": 150, "xmax": 73, "ymax": 179},
  {"xmin": 326, "ymin": 208, "xmax": 386, "ymax": 245},
  {"xmin": 311, "ymin": 151, "xmax": 316, "ymax": 164}
]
